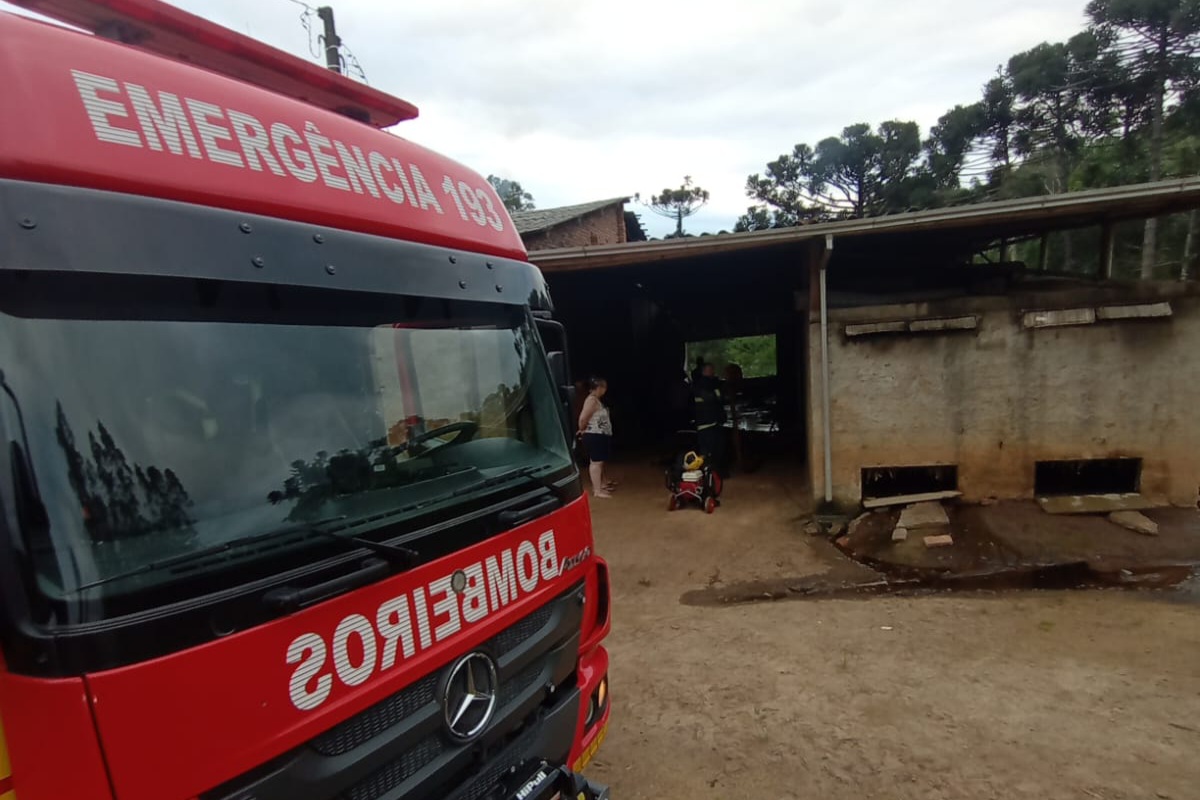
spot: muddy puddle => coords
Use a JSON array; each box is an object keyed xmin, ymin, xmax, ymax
[{"xmin": 680, "ymin": 561, "xmax": 1200, "ymax": 607}]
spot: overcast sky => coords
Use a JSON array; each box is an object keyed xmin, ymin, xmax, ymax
[{"xmin": 4, "ymin": 0, "xmax": 1091, "ymax": 237}]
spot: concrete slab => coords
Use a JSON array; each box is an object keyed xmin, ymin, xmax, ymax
[
  {"xmin": 845, "ymin": 321, "xmax": 907, "ymax": 337},
  {"xmin": 908, "ymin": 315, "xmax": 978, "ymax": 332},
  {"xmin": 1022, "ymin": 307, "xmax": 1096, "ymax": 329},
  {"xmin": 899, "ymin": 501, "xmax": 950, "ymax": 529},
  {"xmin": 862, "ymin": 490, "xmax": 961, "ymax": 509},
  {"xmin": 924, "ymin": 534, "xmax": 954, "ymax": 548},
  {"xmin": 892, "ymin": 526, "xmax": 909, "ymax": 542},
  {"xmin": 1110, "ymin": 511, "xmax": 1159, "ymax": 536},
  {"xmin": 1096, "ymin": 302, "xmax": 1172, "ymax": 320},
  {"xmin": 1037, "ymin": 494, "xmax": 1165, "ymax": 515}
]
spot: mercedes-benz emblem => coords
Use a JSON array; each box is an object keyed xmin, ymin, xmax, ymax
[{"xmin": 442, "ymin": 652, "xmax": 498, "ymax": 741}]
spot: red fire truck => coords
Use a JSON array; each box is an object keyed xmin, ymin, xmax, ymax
[{"xmin": 0, "ymin": 2, "xmax": 610, "ymax": 798}]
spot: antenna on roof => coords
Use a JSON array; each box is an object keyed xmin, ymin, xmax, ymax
[
  {"xmin": 7, "ymin": 0, "xmax": 414, "ymax": 126},
  {"xmin": 315, "ymin": 6, "xmax": 341, "ymax": 74}
]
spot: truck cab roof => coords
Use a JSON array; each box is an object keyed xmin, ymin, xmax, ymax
[{"xmin": 0, "ymin": 3, "xmax": 527, "ymax": 261}]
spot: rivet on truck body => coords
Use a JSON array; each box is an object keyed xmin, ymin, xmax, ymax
[{"xmin": 252, "ymin": 256, "xmax": 265, "ymax": 268}]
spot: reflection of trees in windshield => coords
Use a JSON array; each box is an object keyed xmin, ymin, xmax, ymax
[
  {"xmin": 269, "ymin": 437, "xmax": 455, "ymax": 522},
  {"xmin": 53, "ymin": 403, "xmax": 195, "ymax": 543}
]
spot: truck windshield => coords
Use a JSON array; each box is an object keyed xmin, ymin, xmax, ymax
[{"xmin": 0, "ymin": 275, "xmax": 572, "ymax": 621}]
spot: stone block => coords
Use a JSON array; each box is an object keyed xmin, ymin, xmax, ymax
[
  {"xmin": 1109, "ymin": 510, "xmax": 1159, "ymax": 536},
  {"xmin": 1038, "ymin": 494, "xmax": 1163, "ymax": 515},
  {"xmin": 899, "ymin": 501, "xmax": 950, "ymax": 529}
]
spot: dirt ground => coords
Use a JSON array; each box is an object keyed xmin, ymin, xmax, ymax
[
  {"xmin": 581, "ymin": 461, "xmax": 1200, "ymax": 800},
  {"xmin": 842, "ymin": 501, "xmax": 1200, "ymax": 577}
]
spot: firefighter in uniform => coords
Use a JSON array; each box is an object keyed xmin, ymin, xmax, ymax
[{"xmin": 692, "ymin": 363, "xmax": 726, "ymax": 473}]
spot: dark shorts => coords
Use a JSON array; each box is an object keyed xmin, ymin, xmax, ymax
[{"xmin": 582, "ymin": 433, "xmax": 612, "ymax": 463}]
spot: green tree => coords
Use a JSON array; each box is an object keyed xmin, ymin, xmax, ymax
[
  {"xmin": 647, "ymin": 176, "xmax": 710, "ymax": 237},
  {"xmin": 733, "ymin": 205, "xmax": 781, "ymax": 232},
  {"xmin": 979, "ymin": 74, "xmax": 1018, "ymax": 186},
  {"xmin": 1087, "ymin": 0, "xmax": 1200, "ymax": 276},
  {"xmin": 925, "ymin": 103, "xmax": 987, "ymax": 189},
  {"xmin": 486, "ymin": 175, "xmax": 535, "ymax": 213},
  {"xmin": 744, "ymin": 143, "xmax": 826, "ymax": 227},
  {"xmin": 743, "ymin": 121, "xmax": 927, "ymax": 224},
  {"xmin": 1007, "ymin": 41, "xmax": 1089, "ymax": 194}
]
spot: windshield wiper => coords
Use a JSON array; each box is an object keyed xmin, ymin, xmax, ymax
[
  {"xmin": 75, "ymin": 516, "xmax": 416, "ymax": 592},
  {"xmin": 309, "ymin": 521, "xmax": 419, "ymax": 566},
  {"xmin": 353, "ymin": 464, "xmax": 559, "ymax": 523},
  {"xmin": 439, "ymin": 464, "xmax": 559, "ymax": 502}
]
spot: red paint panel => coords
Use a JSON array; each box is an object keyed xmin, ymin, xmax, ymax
[
  {"xmin": 0, "ymin": 13, "xmax": 526, "ymax": 261},
  {"xmin": 568, "ymin": 644, "xmax": 610, "ymax": 766},
  {"xmin": 88, "ymin": 497, "xmax": 595, "ymax": 800},
  {"xmin": 0, "ymin": 673, "xmax": 112, "ymax": 799},
  {"xmin": 580, "ymin": 556, "xmax": 612, "ymax": 654}
]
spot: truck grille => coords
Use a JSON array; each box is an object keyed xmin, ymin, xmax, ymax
[
  {"xmin": 202, "ymin": 583, "xmax": 583, "ymax": 800},
  {"xmin": 339, "ymin": 600, "xmax": 568, "ymax": 800},
  {"xmin": 344, "ymin": 736, "xmax": 444, "ymax": 800},
  {"xmin": 313, "ymin": 674, "xmax": 439, "ymax": 757},
  {"xmin": 312, "ymin": 602, "xmax": 555, "ymax": 761}
]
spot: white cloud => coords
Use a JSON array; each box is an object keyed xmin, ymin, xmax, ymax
[{"xmin": 1, "ymin": 0, "xmax": 1088, "ymax": 237}]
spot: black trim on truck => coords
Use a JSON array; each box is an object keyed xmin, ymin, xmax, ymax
[
  {"xmin": 0, "ymin": 179, "xmax": 554, "ymax": 313},
  {"xmin": 0, "ymin": 475, "xmax": 581, "ymax": 676}
]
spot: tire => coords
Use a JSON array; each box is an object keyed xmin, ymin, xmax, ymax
[{"xmin": 705, "ymin": 497, "xmax": 717, "ymax": 514}]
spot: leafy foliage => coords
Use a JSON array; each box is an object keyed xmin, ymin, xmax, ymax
[
  {"xmin": 486, "ymin": 175, "xmax": 535, "ymax": 213},
  {"xmin": 737, "ymin": 0, "xmax": 1200, "ymax": 278},
  {"xmin": 686, "ymin": 336, "xmax": 777, "ymax": 380}
]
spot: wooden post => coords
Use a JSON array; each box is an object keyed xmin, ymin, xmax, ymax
[
  {"xmin": 999, "ymin": 238, "xmax": 1010, "ymax": 263},
  {"xmin": 1101, "ymin": 222, "xmax": 1115, "ymax": 280},
  {"xmin": 1038, "ymin": 233, "xmax": 1049, "ymax": 271}
]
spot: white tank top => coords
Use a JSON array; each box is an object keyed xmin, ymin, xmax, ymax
[{"xmin": 584, "ymin": 400, "xmax": 612, "ymax": 435}]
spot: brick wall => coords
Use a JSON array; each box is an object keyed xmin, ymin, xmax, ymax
[
  {"xmin": 523, "ymin": 205, "xmax": 627, "ymax": 252},
  {"xmin": 805, "ymin": 283, "xmax": 1200, "ymax": 508}
]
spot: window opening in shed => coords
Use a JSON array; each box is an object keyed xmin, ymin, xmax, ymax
[
  {"xmin": 1034, "ymin": 458, "xmax": 1141, "ymax": 496},
  {"xmin": 862, "ymin": 465, "xmax": 958, "ymax": 499}
]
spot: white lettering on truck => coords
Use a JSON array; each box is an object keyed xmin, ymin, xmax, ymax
[
  {"xmin": 69, "ymin": 68, "xmax": 500, "ymax": 231},
  {"xmin": 285, "ymin": 531, "xmax": 561, "ymax": 711}
]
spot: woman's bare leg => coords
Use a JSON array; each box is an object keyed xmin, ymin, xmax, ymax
[{"xmin": 590, "ymin": 462, "xmax": 612, "ymax": 497}]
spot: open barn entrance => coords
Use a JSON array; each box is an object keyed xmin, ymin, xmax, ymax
[{"xmin": 538, "ymin": 244, "xmax": 811, "ymax": 479}]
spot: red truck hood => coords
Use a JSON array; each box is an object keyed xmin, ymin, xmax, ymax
[{"xmin": 85, "ymin": 496, "xmax": 594, "ymax": 800}]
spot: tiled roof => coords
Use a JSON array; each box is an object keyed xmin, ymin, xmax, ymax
[{"xmin": 511, "ymin": 197, "xmax": 630, "ymax": 234}]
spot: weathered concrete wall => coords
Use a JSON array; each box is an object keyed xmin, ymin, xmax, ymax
[
  {"xmin": 807, "ymin": 283, "xmax": 1200, "ymax": 508},
  {"xmin": 523, "ymin": 206, "xmax": 627, "ymax": 251}
]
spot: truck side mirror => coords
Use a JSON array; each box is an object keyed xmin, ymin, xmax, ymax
[{"xmin": 547, "ymin": 350, "xmax": 567, "ymax": 389}]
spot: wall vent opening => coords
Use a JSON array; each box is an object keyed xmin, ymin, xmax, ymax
[
  {"xmin": 1034, "ymin": 458, "xmax": 1141, "ymax": 496},
  {"xmin": 862, "ymin": 465, "xmax": 958, "ymax": 499}
]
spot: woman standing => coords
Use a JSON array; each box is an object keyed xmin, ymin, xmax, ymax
[{"xmin": 578, "ymin": 377, "xmax": 615, "ymax": 498}]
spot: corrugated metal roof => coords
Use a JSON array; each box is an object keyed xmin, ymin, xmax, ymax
[
  {"xmin": 511, "ymin": 197, "xmax": 630, "ymax": 234},
  {"xmin": 529, "ymin": 178, "xmax": 1200, "ymax": 272}
]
